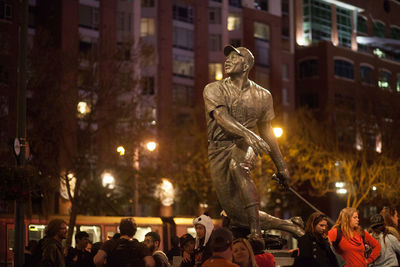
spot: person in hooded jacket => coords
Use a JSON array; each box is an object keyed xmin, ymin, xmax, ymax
[
  {"xmin": 192, "ymin": 214, "xmax": 214, "ymax": 266},
  {"xmin": 368, "ymin": 214, "xmax": 400, "ymax": 267}
]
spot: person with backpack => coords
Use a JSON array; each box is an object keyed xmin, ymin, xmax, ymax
[
  {"xmin": 293, "ymin": 212, "xmax": 338, "ymax": 267},
  {"xmin": 93, "ymin": 218, "xmax": 155, "ymax": 267},
  {"xmin": 368, "ymin": 214, "xmax": 400, "ymax": 267},
  {"xmin": 144, "ymin": 232, "xmax": 170, "ymax": 267},
  {"xmin": 328, "ymin": 207, "xmax": 381, "ymax": 267}
]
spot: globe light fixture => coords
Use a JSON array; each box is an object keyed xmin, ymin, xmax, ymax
[
  {"xmin": 102, "ymin": 172, "xmax": 115, "ymax": 189},
  {"xmin": 146, "ymin": 141, "xmax": 157, "ymax": 152},
  {"xmin": 273, "ymin": 127, "xmax": 283, "ymax": 138}
]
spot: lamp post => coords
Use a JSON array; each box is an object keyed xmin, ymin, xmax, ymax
[{"xmin": 119, "ymin": 141, "xmax": 157, "ymax": 216}]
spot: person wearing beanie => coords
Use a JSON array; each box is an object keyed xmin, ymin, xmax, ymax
[
  {"xmin": 193, "ymin": 214, "xmax": 214, "ymax": 266},
  {"xmin": 180, "ymin": 233, "xmax": 196, "ymax": 267},
  {"xmin": 368, "ymin": 214, "xmax": 400, "ymax": 267}
]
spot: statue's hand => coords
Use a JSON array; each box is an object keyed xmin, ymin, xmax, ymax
[
  {"xmin": 243, "ymin": 131, "xmax": 271, "ymax": 156},
  {"xmin": 276, "ymin": 169, "xmax": 290, "ymax": 189}
]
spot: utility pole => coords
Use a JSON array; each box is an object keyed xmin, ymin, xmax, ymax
[{"xmin": 14, "ymin": 0, "xmax": 28, "ymax": 266}]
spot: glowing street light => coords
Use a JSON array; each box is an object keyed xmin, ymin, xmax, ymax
[
  {"xmin": 102, "ymin": 172, "xmax": 115, "ymax": 189},
  {"xmin": 273, "ymin": 127, "xmax": 283, "ymax": 138},
  {"xmin": 145, "ymin": 141, "xmax": 157, "ymax": 152},
  {"xmin": 116, "ymin": 146, "xmax": 125, "ymax": 156},
  {"xmin": 77, "ymin": 101, "xmax": 90, "ymax": 115}
]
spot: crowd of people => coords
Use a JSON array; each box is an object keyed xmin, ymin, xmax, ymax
[{"xmin": 22, "ymin": 206, "xmax": 400, "ymax": 267}]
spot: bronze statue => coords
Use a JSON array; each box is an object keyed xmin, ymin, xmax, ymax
[{"xmin": 203, "ymin": 45, "xmax": 304, "ymax": 238}]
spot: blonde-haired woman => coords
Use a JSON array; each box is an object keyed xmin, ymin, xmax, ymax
[
  {"xmin": 328, "ymin": 207, "xmax": 381, "ymax": 267},
  {"xmin": 232, "ymin": 238, "xmax": 258, "ymax": 267}
]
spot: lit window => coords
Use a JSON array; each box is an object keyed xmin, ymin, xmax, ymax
[
  {"xmin": 373, "ymin": 20, "xmax": 385, "ymax": 38},
  {"xmin": 397, "ymin": 74, "xmax": 400, "ymax": 92},
  {"xmin": 173, "ymin": 55, "xmax": 194, "ymax": 78},
  {"xmin": 378, "ymin": 70, "xmax": 391, "ymax": 90},
  {"xmin": 254, "ymin": 22, "xmax": 269, "ymax": 41},
  {"xmin": 360, "ymin": 65, "xmax": 374, "ymax": 85},
  {"xmin": 373, "ymin": 48, "xmax": 385, "ymax": 58},
  {"xmin": 357, "ymin": 16, "xmax": 368, "ymax": 34},
  {"xmin": 299, "ymin": 59, "xmax": 318, "ymax": 78},
  {"xmin": 303, "ymin": 0, "xmax": 331, "ymax": 43},
  {"xmin": 227, "ymin": 13, "xmax": 241, "ymax": 31},
  {"xmin": 140, "ymin": 18, "xmax": 155, "ymax": 37},
  {"xmin": 334, "ymin": 59, "xmax": 354, "ymax": 80},
  {"xmin": 209, "ymin": 63, "xmax": 223, "ymax": 81},
  {"xmin": 336, "ymin": 7, "xmax": 351, "ymax": 48}
]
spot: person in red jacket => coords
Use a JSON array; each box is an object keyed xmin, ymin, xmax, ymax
[{"xmin": 328, "ymin": 207, "xmax": 381, "ymax": 267}]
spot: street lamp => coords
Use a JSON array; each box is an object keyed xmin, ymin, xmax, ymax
[
  {"xmin": 273, "ymin": 127, "xmax": 283, "ymax": 138},
  {"xmin": 101, "ymin": 172, "xmax": 115, "ymax": 190},
  {"xmin": 145, "ymin": 141, "xmax": 157, "ymax": 152},
  {"xmin": 116, "ymin": 146, "xmax": 125, "ymax": 156}
]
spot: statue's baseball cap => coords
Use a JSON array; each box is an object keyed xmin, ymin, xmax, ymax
[{"xmin": 223, "ymin": 45, "xmax": 255, "ymax": 67}]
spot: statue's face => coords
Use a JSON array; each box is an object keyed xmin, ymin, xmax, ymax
[{"xmin": 224, "ymin": 51, "xmax": 246, "ymax": 75}]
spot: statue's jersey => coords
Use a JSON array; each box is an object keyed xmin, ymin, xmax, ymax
[{"xmin": 203, "ymin": 77, "xmax": 275, "ymax": 142}]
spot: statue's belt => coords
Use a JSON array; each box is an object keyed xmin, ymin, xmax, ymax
[{"xmin": 208, "ymin": 140, "xmax": 235, "ymax": 148}]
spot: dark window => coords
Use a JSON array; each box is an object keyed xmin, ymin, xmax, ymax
[
  {"xmin": 141, "ymin": 0, "xmax": 154, "ymax": 7},
  {"xmin": 334, "ymin": 59, "xmax": 354, "ymax": 79},
  {"xmin": 0, "ymin": 65, "xmax": 8, "ymax": 84},
  {"xmin": 360, "ymin": 65, "xmax": 374, "ymax": 84},
  {"xmin": 299, "ymin": 59, "xmax": 318, "ymax": 78},
  {"xmin": 173, "ymin": 84, "xmax": 193, "ymax": 106},
  {"xmin": 254, "ymin": 39, "xmax": 269, "ymax": 67},
  {"xmin": 209, "ymin": 34, "xmax": 221, "ymax": 51},
  {"xmin": 300, "ymin": 93, "xmax": 319, "ymax": 108},
  {"xmin": 141, "ymin": 76, "xmax": 155, "ymax": 95},
  {"xmin": 173, "ymin": 4, "xmax": 193, "ymax": 23},
  {"xmin": 334, "ymin": 93, "xmax": 355, "ymax": 110},
  {"xmin": 357, "ymin": 16, "xmax": 367, "ymax": 34},
  {"xmin": 229, "ymin": 0, "xmax": 241, "ymax": 8},
  {"xmin": 209, "ymin": 7, "xmax": 221, "ymax": 24},
  {"xmin": 79, "ymin": 4, "xmax": 99, "ymax": 30},
  {"xmin": 254, "ymin": 0, "xmax": 268, "ymax": 11},
  {"xmin": 390, "ymin": 26, "xmax": 400, "ymax": 40},
  {"xmin": 79, "ymin": 41, "xmax": 93, "ymax": 54},
  {"xmin": 282, "ymin": 0, "xmax": 289, "ymax": 14},
  {"xmin": 373, "ymin": 21, "xmax": 385, "ymax": 37},
  {"xmin": 230, "ymin": 39, "xmax": 241, "ymax": 47},
  {"xmin": 173, "ymin": 27, "xmax": 194, "ymax": 50},
  {"xmin": 0, "ymin": 1, "xmax": 12, "ymax": 20},
  {"xmin": 28, "ymin": 5, "xmax": 36, "ymax": 27}
]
